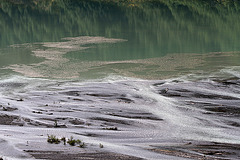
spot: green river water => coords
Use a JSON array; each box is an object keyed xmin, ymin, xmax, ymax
[{"xmin": 0, "ymin": 0, "xmax": 240, "ymax": 80}]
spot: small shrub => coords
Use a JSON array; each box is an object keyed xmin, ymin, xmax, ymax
[
  {"xmin": 67, "ymin": 137, "xmax": 83, "ymax": 146},
  {"xmin": 67, "ymin": 136, "xmax": 76, "ymax": 146},
  {"xmin": 76, "ymin": 139, "xmax": 81, "ymax": 144},
  {"xmin": 47, "ymin": 135, "xmax": 60, "ymax": 144}
]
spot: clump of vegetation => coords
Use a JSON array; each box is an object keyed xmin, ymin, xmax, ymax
[
  {"xmin": 67, "ymin": 136, "xmax": 77, "ymax": 146},
  {"xmin": 47, "ymin": 135, "xmax": 88, "ymax": 148},
  {"xmin": 67, "ymin": 136, "xmax": 86, "ymax": 148},
  {"xmin": 47, "ymin": 135, "xmax": 60, "ymax": 144}
]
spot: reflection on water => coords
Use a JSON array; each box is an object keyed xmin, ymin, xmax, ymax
[{"xmin": 0, "ymin": 0, "xmax": 240, "ymax": 79}]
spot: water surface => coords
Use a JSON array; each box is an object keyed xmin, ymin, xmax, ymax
[{"xmin": 1, "ymin": 0, "xmax": 240, "ymax": 79}]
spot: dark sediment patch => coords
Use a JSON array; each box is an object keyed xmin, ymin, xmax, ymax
[
  {"xmin": 108, "ymin": 112, "xmax": 163, "ymax": 121},
  {"xmin": 22, "ymin": 118, "xmax": 62, "ymax": 128},
  {"xmin": 103, "ymin": 127, "xmax": 118, "ymax": 130},
  {"xmin": 185, "ymin": 101, "xmax": 221, "ymax": 107},
  {"xmin": 155, "ymin": 77, "xmax": 240, "ymax": 100},
  {"xmin": 86, "ymin": 93, "xmax": 135, "ymax": 103},
  {"xmin": 225, "ymin": 121, "xmax": 240, "ymax": 127},
  {"xmin": 76, "ymin": 132, "xmax": 101, "ymax": 137},
  {"xmin": 86, "ymin": 93, "xmax": 115, "ymax": 97},
  {"xmin": 61, "ymin": 90, "xmax": 135, "ymax": 103},
  {"xmin": 55, "ymin": 110, "xmax": 74, "ymax": 113},
  {"xmin": 192, "ymin": 93, "xmax": 239, "ymax": 100},
  {"xmin": 72, "ymin": 98, "xmax": 85, "ymax": 101},
  {"xmin": 32, "ymin": 111, "xmax": 43, "ymax": 114},
  {"xmin": 117, "ymin": 97, "xmax": 134, "ymax": 103},
  {"xmin": 204, "ymin": 106, "xmax": 240, "ymax": 116},
  {"xmin": 69, "ymin": 118, "xmax": 85, "ymax": 125},
  {"xmin": 213, "ymin": 77, "xmax": 240, "ymax": 86},
  {"xmin": 160, "ymin": 89, "xmax": 239, "ymax": 100},
  {"xmin": 61, "ymin": 91, "xmax": 81, "ymax": 96},
  {"xmin": 152, "ymin": 82, "xmax": 165, "ymax": 86},
  {"xmin": 37, "ymin": 117, "xmax": 87, "ymax": 127},
  {"xmin": 184, "ymin": 101, "xmax": 240, "ymax": 117},
  {"xmin": 151, "ymin": 141, "xmax": 240, "ymax": 160},
  {"xmin": 38, "ymin": 118, "xmax": 67, "ymax": 128},
  {"xmin": 25, "ymin": 150, "xmax": 144, "ymax": 160},
  {"xmin": 154, "ymin": 78, "xmax": 240, "ymax": 118},
  {"xmin": 90, "ymin": 117, "xmax": 132, "ymax": 125},
  {"xmin": 0, "ymin": 114, "xmax": 19, "ymax": 125},
  {"xmin": 0, "ymin": 114, "xmax": 55, "ymax": 127},
  {"xmin": 24, "ymin": 118, "xmax": 50, "ymax": 127},
  {"xmin": 0, "ymin": 106, "xmax": 18, "ymax": 111},
  {"xmin": 0, "ymin": 82, "xmax": 26, "ymax": 88}
]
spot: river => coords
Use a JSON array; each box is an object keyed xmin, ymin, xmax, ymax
[{"xmin": 0, "ymin": 0, "xmax": 240, "ymax": 159}]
